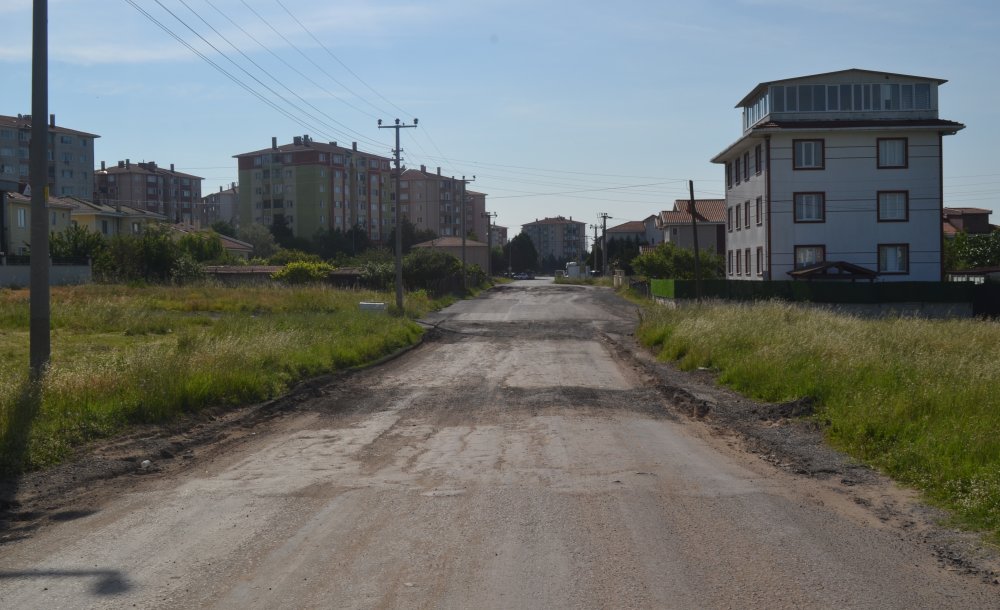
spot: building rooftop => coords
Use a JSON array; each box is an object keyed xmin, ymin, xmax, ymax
[
  {"xmin": 607, "ymin": 221, "xmax": 646, "ymax": 233},
  {"xmin": 0, "ymin": 113, "xmax": 100, "ymax": 139},
  {"xmin": 523, "ymin": 216, "xmax": 585, "ymax": 226},
  {"xmin": 659, "ymin": 199, "xmax": 727, "ymax": 225},
  {"xmin": 736, "ymin": 68, "xmax": 948, "ymax": 108}
]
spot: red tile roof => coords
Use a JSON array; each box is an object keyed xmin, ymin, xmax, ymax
[{"xmin": 659, "ymin": 199, "xmax": 727, "ymax": 225}]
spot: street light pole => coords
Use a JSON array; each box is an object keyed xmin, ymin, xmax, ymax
[{"xmin": 378, "ymin": 118, "xmax": 417, "ymax": 312}]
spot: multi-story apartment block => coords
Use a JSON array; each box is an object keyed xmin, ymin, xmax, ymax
[
  {"xmin": 94, "ymin": 160, "xmax": 203, "ymax": 223},
  {"xmin": 522, "ymin": 216, "xmax": 586, "ymax": 264},
  {"xmin": 398, "ymin": 166, "xmax": 488, "ymax": 240},
  {"xmin": 200, "ymin": 183, "xmax": 239, "ymax": 228},
  {"xmin": 711, "ymin": 69, "xmax": 964, "ymax": 281},
  {"xmin": 0, "ymin": 113, "xmax": 98, "ymax": 199},
  {"xmin": 490, "ymin": 224, "xmax": 508, "ymax": 248},
  {"xmin": 235, "ymin": 136, "xmax": 395, "ymax": 242}
]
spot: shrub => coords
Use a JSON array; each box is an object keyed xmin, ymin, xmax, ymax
[
  {"xmin": 403, "ymin": 248, "xmax": 461, "ymax": 290},
  {"xmin": 271, "ymin": 261, "xmax": 334, "ymax": 284}
]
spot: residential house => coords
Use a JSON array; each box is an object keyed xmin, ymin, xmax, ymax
[
  {"xmin": 398, "ymin": 166, "xmax": 488, "ymax": 240},
  {"xmin": 641, "ymin": 215, "xmax": 661, "ymax": 246},
  {"xmin": 411, "ymin": 236, "xmax": 490, "ymax": 272},
  {"xmin": 94, "ymin": 160, "xmax": 203, "ymax": 223},
  {"xmin": 235, "ymin": 136, "xmax": 395, "ymax": 243},
  {"xmin": 711, "ymin": 69, "xmax": 964, "ymax": 281},
  {"xmin": 657, "ymin": 199, "xmax": 727, "ymax": 255},
  {"xmin": 66, "ymin": 197, "xmax": 167, "ymax": 237},
  {"xmin": 172, "ymin": 224, "xmax": 254, "ymax": 260},
  {"xmin": 606, "ymin": 220, "xmax": 647, "ymax": 244},
  {"xmin": 0, "ymin": 113, "xmax": 98, "ymax": 199},
  {"xmin": 1, "ymin": 190, "xmax": 74, "ymax": 255},
  {"xmin": 943, "ymin": 207, "xmax": 995, "ymax": 237},
  {"xmin": 522, "ymin": 216, "xmax": 587, "ymax": 264}
]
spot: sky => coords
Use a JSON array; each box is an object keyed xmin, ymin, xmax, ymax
[{"xmin": 3, "ymin": 0, "xmax": 999, "ymax": 241}]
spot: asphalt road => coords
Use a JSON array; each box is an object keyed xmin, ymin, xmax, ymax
[{"xmin": 1, "ymin": 280, "xmax": 997, "ymax": 608}]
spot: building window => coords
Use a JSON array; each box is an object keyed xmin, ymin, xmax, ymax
[
  {"xmin": 755, "ymin": 144, "xmax": 762, "ymax": 175},
  {"xmin": 744, "ymin": 200, "xmax": 750, "ymax": 227},
  {"xmin": 726, "ymin": 162, "xmax": 732, "ymax": 189},
  {"xmin": 794, "ymin": 245, "xmax": 825, "ymax": 269},
  {"xmin": 878, "ymin": 244, "xmax": 909, "ymax": 274},
  {"xmin": 794, "ymin": 192, "xmax": 825, "ymax": 222},
  {"xmin": 755, "ymin": 196, "xmax": 763, "ymax": 225},
  {"xmin": 877, "ymin": 138, "xmax": 907, "ymax": 168},
  {"xmin": 735, "ymin": 203, "xmax": 741, "ymax": 230},
  {"xmin": 17, "ymin": 208, "xmax": 26, "ymax": 228},
  {"xmin": 101, "ymin": 219, "xmax": 109, "ymax": 235},
  {"xmin": 793, "ymin": 139, "xmax": 824, "ymax": 169},
  {"xmin": 878, "ymin": 191, "xmax": 909, "ymax": 222},
  {"xmin": 734, "ymin": 160, "xmax": 741, "ymax": 185},
  {"xmin": 735, "ymin": 249, "xmax": 741, "ymax": 275},
  {"xmin": 743, "ymin": 152, "xmax": 749, "ymax": 182},
  {"xmin": 756, "ymin": 247, "xmax": 764, "ymax": 276},
  {"xmin": 744, "ymin": 248, "xmax": 751, "ymax": 276},
  {"xmin": 727, "ymin": 250, "xmax": 733, "ymax": 274}
]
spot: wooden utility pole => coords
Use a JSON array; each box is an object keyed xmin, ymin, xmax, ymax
[
  {"xmin": 30, "ymin": 0, "xmax": 50, "ymax": 380},
  {"xmin": 378, "ymin": 118, "xmax": 417, "ymax": 312},
  {"xmin": 689, "ymin": 180, "xmax": 702, "ymax": 301},
  {"xmin": 456, "ymin": 175, "xmax": 475, "ymax": 290}
]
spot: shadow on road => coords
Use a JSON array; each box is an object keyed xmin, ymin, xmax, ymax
[
  {"xmin": 0, "ymin": 379, "xmax": 43, "ymax": 533},
  {"xmin": 0, "ymin": 568, "xmax": 132, "ymax": 595}
]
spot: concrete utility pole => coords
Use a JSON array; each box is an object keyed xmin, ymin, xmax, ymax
[
  {"xmin": 599, "ymin": 212, "xmax": 609, "ymax": 277},
  {"xmin": 590, "ymin": 224, "xmax": 598, "ymax": 271},
  {"xmin": 688, "ymin": 180, "xmax": 702, "ymax": 301},
  {"xmin": 456, "ymin": 175, "xmax": 475, "ymax": 290},
  {"xmin": 482, "ymin": 211, "xmax": 497, "ymax": 276},
  {"xmin": 30, "ymin": 0, "xmax": 50, "ymax": 380},
  {"xmin": 378, "ymin": 118, "xmax": 417, "ymax": 312}
]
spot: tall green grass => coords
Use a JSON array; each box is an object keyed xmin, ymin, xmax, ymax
[
  {"xmin": 637, "ymin": 301, "xmax": 1000, "ymax": 540},
  {"xmin": 0, "ymin": 284, "xmax": 434, "ymax": 474}
]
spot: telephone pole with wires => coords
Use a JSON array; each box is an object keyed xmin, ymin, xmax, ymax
[
  {"xmin": 599, "ymin": 212, "xmax": 610, "ymax": 277},
  {"xmin": 688, "ymin": 180, "xmax": 702, "ymax": 301},
  {"xmin": 456, "ymin": 175, "xmax": 475, "ymax": 290},
  {"xmin": 482, "ymin": 211, "xmax": 497, "ymax": 276},
  {"xmin": 378, "ymin": 118, "xmax": 417, "ymax": 312}
]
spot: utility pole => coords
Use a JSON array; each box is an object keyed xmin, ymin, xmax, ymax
[
  {"xmin": 378, "ymin": 118, "xmax": 417, "ymax": 312},
  {"xmin": 688, "ymin": 180, "xmax": 702, "ymax": 301},
  {"xmin": 30, "ymin": 0, "xmax": 50, "ymax": 380},
  {"xmin": 599, "ymin": 212, "xmax": 609, "ymax": 277},
  {"xmin": 589, "ymin": 223, "xmax": 598, "ymax": 272},
  {"xmin": 456, "ymin": 175, "xmax": 475, "ymax": 290},
  {"xmin": 482, "ymin": 211, "xmax": 497, "ymax": 276}
]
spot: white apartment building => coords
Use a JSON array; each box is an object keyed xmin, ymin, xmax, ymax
[{"xmin": 711, "ymin": 69, "xmax": 964, "ymax": 281}]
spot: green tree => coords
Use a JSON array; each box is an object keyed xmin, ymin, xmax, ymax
[
  {"xmin": 238, "ymin": 223, "xmax": 279, "ymax": 259},
  {"xmin": 94, "ymin": 224, "xmax": 182, "ymax": 283},
  {"xmin": 384, "ymin": 218, "xmax": 438, "ymax": 254},
  {"xmin": 403, "ymin": 248, "xmax": 461, "ymax": 290},
  {"xmin": 944, "ymin": 231, "xmax": 1000, "ymax": 270},
  {"xmin": 505, "ymin": 233, "xmax": 539, "ymax": 272},
  {"xmin": 178, "ymin": 231, "xmax": 225, "ymax": 262},
  {"xmin": 210, "ymin": 220, "xmax": 237, "ymax": 238},
  {"xmin": 49, "ymin": 224, "xmax": 106, "ymax": 260},
  {"xmin": 631, "ymin": 242, "xmax": 724, "ymax": 280}
]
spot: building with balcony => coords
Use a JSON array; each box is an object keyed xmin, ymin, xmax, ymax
[
  {"xmin": 398, "ymin": 166, "xmax": 488, "ymax": 240},
  {"xmin": 0, "ymin": 113, "xmax": 98, "ymax": 199},
  {"xmin": 522, "ymin": 216, "xmax": 586, "ymax": 265},
  {"xmin": 94, "ymin": 159, "xmax": 203, "ymax": 223},
  {"xmin": 200, "ymin": 183, "xmax": 239, "ymax": 228},
  {"xmin": 711, "ymin": 69, "xmax": 964, "ymax": 281},
  {"xmin": 235, "ymin": 136, "xmax": 394, "ymax": 242}
]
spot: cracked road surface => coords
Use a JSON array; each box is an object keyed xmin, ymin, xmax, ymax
[{"xmin": 1, "ymin": 280, "xmax": 997, "ymax": 608}]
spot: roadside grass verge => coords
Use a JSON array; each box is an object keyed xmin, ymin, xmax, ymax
[
  {"xmin": 637, "ymin": 300, "xmax": 1000, "ymax": 541},
  {"xmin": 0, "ymin": 283, "xmax": 438, "ymax": 474},
  {"xmin": 554, "ymin": 276, "xmax": 614, "ymax": 287}
]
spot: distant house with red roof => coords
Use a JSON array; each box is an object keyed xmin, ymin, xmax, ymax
[
  {"xmin": 656, "ymin": 199, "xmax": 727, "ymax": 255},
  {"xmin": 943, "ymin": 207, "xmax": 995, "ymax": 237}
]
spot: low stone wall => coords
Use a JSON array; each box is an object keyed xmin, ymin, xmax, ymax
[{"xmin": 0, "ymin": 261, "xmax": 92, "ymax": 288}]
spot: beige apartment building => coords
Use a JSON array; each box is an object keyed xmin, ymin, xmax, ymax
[
  {"xmin": 521, "ymin": 216, "xmax": 587, "ymax": 265},
  {"xmin": 399, "ymin": 166, "xmax": 488, "ymax": 240},
  {"xmin": 94, "ymin": 159, "xmax": 203, "ymax": 224},
  {"xmin": 0, "ymin": 113, "xmax": 98, "ymax": 199}
]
